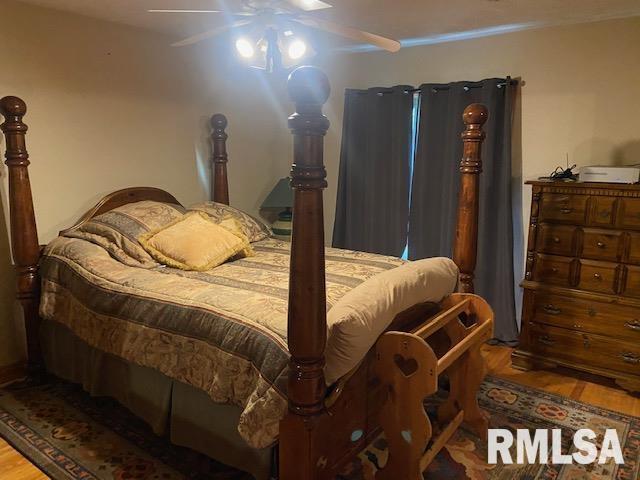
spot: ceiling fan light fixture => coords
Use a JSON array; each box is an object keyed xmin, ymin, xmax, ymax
[
  {"xmin": 235, "ymin": 37, "xmax": 255, "ymax": 58},
  {"xmin": 158, "ymin": 1, "xmax": 401, "ymax": 55},
  {"xmin": 287, "ymin": 39, "xmax": 307, "ymax": 60}
]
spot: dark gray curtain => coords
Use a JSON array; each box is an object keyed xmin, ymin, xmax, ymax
[
  {"xmin": 408, "ymin": 79, "xmax": 519, "ymax": 344},
  {"xmin": 332, "ymin": 86, "xmax": 414, "ymax": 256}
]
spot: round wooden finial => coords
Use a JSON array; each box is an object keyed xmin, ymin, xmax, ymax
[
  {"xmin": 287, "ymin": 66, "xmax": 330, "ymax": 106},
  {"xmin": 462, "ymin": 103, "xmax": 488, "ymax": 126},
  {"xmin": 0, "ymin": 96, "xmax": 27, "ymax": 117},
  {"xmin": 210, "ymin": 113, "xmax": 227, "ymax": 130}
]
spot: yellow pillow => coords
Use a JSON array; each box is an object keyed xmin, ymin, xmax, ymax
[
  {"xmin": 218, "ymin": 216, "xmax": 255, "ymax": 258},
  {"xmin": 138, "ymin": 211, "xmax": 249, "ymax": 271}
]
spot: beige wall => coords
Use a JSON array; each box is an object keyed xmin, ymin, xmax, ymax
[{"xmin": 0, "ymin": 1, "xmax": 288, "ymax": 366}]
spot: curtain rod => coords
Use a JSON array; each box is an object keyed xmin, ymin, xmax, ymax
[
  {"xmin": 348, "ymin": 77, "xmax": 520, "ymax": 96},
  {"xmin": 423, "ymin": 78, "xmax": 519, "ymax": 93}
]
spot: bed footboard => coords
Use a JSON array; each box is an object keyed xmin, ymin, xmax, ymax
[
  {"xmin": 278, "ymin": 66, "xmax": 491, "ymax": 479},
  {"xmin": 375, "ymin": 294, "xmax": 494, "ymax": 480}
]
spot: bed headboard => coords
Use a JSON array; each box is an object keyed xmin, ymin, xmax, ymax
[{"xmin": 59, "ymin": 187, "xmax": 183, "ymax": 236}]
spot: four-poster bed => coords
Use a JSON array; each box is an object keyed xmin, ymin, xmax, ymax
[{"xmin": 1, "ymin": 66, "xmax": 494, "ymax": 480}]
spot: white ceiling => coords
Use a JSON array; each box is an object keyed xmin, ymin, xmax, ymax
[{"xmin": 16, "ymin": 0, "xmax": 640, "ymax": 49}]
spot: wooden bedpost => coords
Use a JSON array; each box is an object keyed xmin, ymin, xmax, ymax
[
  {"xmin": 0, "ymin": 96, "xmax": 42, "ymax": 372},
  {"xmin": 279, "ymin": 66, "xmax": 330, "ymax": 480},
  {"xmin": 453, "ymin": 104, "xmax": 488, "ymax": 293},
  {"xmin": 210, "ymin": 113, "xmax": 229, "ymax": 205}
]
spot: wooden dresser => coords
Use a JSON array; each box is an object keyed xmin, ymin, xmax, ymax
[{"xmin": 513, "ymin": 180, "xmax": 640, "ymax": 392}]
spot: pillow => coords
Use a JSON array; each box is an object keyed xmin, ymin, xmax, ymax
[
  {"xmin": 189, "ymin": 202, "xmax": 271, "ymax": 242},
  {"xmin": 138, "ymin": 211, "xmax": 250, "ymax": 271},
  {"xmin": 324, "ymin": 257, "xmax": 459, "ymax": 385},
  {"xmin": 63, "ymin": 200, "xmax": 186, "ymax": 268},
  {"xmin": 217, "ymin": 216, "xmax": 255, "ymax": 258}
]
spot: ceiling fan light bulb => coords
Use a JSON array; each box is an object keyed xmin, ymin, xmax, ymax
[
  {"xmin": 235, "ymin": 38, "xmax": 255, "ymax": 58},
  {"xmin": 288, "ymin": 40, "xmax": 307, "ymax": 60}
]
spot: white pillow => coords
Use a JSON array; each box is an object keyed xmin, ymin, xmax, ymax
[{"xmin": 324, "ymin": 257, "xmax": 459, "ymax": 385}]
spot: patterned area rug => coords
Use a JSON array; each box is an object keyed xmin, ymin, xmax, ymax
[{"xmin": 0, "ymin": 375, "xmax": 638, "ymax": 479}]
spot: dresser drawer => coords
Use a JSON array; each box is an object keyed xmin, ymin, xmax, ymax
[
  {"xmin": 533, "ymin": 254, "xmax": 574, "ymax": 287},
  {"xmin": 588, "ymin": 196, "xmax": 617, "ymax": 227},
  {"xmin": 619, "ymin": 198, "xmax": 640, "ymax": 230},
  {"xmin": 623, "ymin": 265, "xmax": 640, "ymax": 298},
  {"xmin": 539, "ymin": 194, "xmax": 588, "ymax": 224},
  {"xmin": 529, "ymin": 323, "xmax": 640, "ymax": 375},
  {"xmin": 532, "ymin": 293, "xmax": 640, "ymax": 341},
  {"xmin": 628, "ymin": 233, "xmax": 640, "ymax": 265},
  {"xmin": 537, "ymin": 224, "xmax": 576, "ymax": 256},
  {"xmin": 577, "ymin": 260, "xmax": 620, "ymax": 294},
  {"xmin": 581, "ymin": 228, "xmax": 623, "ymax": 262}
]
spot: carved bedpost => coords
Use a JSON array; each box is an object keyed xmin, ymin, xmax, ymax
[
  {"xmin": 0, "ymin": 96, "xmax": 42, "ymax": 372},
  {"xmin": 453, "ymin": 104, "xmax": 488, "ymax": 293},
  {"xmin": 210, "ymin": 113, "xmax": 229, "ymax": 205},
  {"xmin": 279, "ymin": 66, "xmax": 330, "ymax": 480}
]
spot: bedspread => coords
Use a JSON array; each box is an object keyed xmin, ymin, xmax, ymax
[{"xmin": 40, "ymin": 236, "xmax": 407, "ymax": 448}]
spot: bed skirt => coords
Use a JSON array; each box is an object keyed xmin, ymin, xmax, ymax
[{"xmin": 39, "ymin": 318, "xmax": 274, "ymax": 480}]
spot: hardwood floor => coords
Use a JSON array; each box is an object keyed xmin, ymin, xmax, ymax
[
  {"xmin": 1, "ymin": 345, "xmax": 639, "ymax": 478},
  {"xmin": 481, "ymin": 344, "xmax": 640, "ymax": 417},
  {"xmin": 0, "ymin": 438, "xmax": 46, "ymax": 480}
]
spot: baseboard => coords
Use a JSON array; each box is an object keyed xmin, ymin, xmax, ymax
[{"xmin": 0, "ymin": 361, "xmax": 26, "ymax": 387}]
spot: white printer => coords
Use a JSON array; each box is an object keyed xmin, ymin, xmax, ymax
[{"xmin": 580, "ymin": 165, "xmax": 640, "ymax": 184}]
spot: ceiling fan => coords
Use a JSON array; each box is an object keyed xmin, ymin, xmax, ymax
[{"xmin": 149, "ymin": 0, "xmax": 400, "ymax": 71}]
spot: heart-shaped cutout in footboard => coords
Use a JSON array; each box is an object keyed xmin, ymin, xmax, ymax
[{"xmin": 393, "ymin": 354, "xmax": 419, "ymax": 377}]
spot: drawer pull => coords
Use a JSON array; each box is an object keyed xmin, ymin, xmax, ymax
[
  {"xmin": 597, "ymin": 241, "xmax": 606, "ymax": 248},
  {"xmin": 543, "ymin": 304, "xmax": 561, "ymax": 315},
  {"xmin": 621, "ymin": 353, "xmax": 640, "ymax": 365},
  {"xmin": 625, "ymin": 320, "xmax": 640, "ymax": 331},
  {"xmin": 588, "ymin": 308, "xmax": 597, "ymax": 317},
  {"xmin": 553, "ymin": 237, "xmax": 561, "ymax": 243},
  {"xmin": 551, "ymin": 267, "xmax": 559, "ymax": 273},
  {"xmin": 537, "ymin": 335, "xmax": 555, "ymax": 346},
  {"xmin": 593, "ymin": 273, "xmax": 602, "ymax": 280},
  {"xmin": 560, "ymin": 208, "xmax": 573, "ymax": 214}
]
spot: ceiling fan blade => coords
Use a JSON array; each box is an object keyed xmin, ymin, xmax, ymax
[
  {"xmin": 148, "ymin": 9, "xmax": 223, "ymax": 13},
  {"xmin": 293, "ymin": 16, "xmax": 400, "ymax": 52},
  {"xmin": 282, "ymin": 0, "xmax": 332, "ymax": 11},
  {"xmin": 171, "ymin": 20, "xmax": 253, "ymax": 47}
]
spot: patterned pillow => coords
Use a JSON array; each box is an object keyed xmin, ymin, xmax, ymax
[
  {"xmin": 189, "ymin": 202, "xmax": 272, "ymax": 242},
  {"xmin": 63, "ymin": 200, "xmax": 186, "ymax": 268}
]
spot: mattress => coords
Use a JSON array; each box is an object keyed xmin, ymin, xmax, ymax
[{"xmin": 40, "ymin": 235, "xmax": 457, "ymax": 448}]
